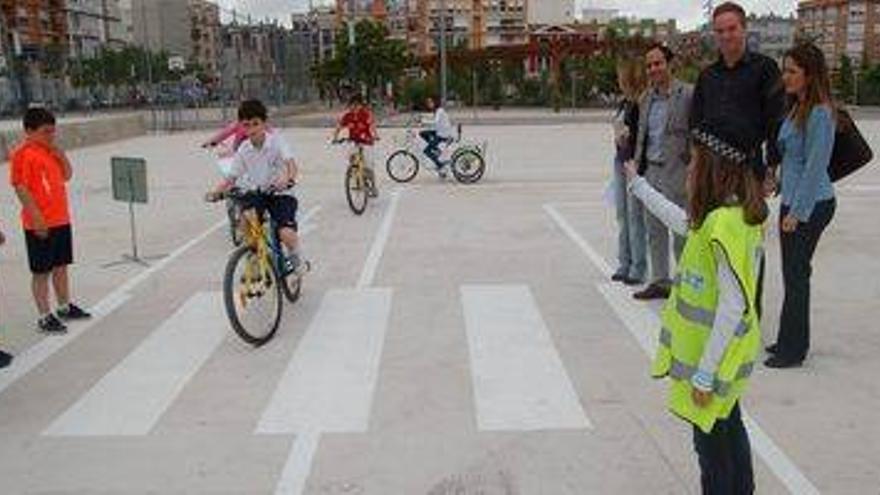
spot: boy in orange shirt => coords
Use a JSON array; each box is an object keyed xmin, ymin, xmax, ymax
[{"xmin": 10, "ymin": 108, "xmax": 91, "ymax": 333}]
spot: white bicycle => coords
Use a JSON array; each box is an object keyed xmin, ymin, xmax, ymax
[{"xmin": 385, "ymin": 115, "xmax": 487, "ymax": 184}]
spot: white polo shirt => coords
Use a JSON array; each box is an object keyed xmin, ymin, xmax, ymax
[{"xmin": 229, "ymin": 131, "xmax": 297, "ymax": 196}]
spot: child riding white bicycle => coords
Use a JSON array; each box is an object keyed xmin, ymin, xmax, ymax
[{"xmin": 419, "ymin": 96, "xmax": 455, "ymax": 178}]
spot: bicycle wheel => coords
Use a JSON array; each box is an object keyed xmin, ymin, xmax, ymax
[
  {"xmin": 386, "ymin": 150, "xmax": 419, "ymax": 183},
  {"xmin": 226, "ymin": 199, "xmax": 243, "ymax": 246},
  {"xmin": 451, "ymin": 148, "xmax": 486, "ymax": 184},
  {"xmin": 345, "ymin": 164, "xmax": 368, "ymax": 215},
  {"xmin": 223, "ymin": 246, "xmax": 282, "ymax": 346}
]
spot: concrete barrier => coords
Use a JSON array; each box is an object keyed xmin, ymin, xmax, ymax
[{"xmin": 0, "ymin": 113, "xmax": 147, "ymax": 161}]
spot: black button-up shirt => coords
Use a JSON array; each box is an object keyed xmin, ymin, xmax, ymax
[{"xmin": 690, "ymin": 51, "xmax": 786, "ymax": 168}]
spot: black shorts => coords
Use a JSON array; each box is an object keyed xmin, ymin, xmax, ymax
[
  {"xmin": 239, "ymin": 194, "xmax": 298, "ymax": 232},
  {"xmin": 25, "ymin": 224, "xmax": 73, "ymax": 274}
]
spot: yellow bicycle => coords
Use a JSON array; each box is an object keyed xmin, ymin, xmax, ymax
[
  {"xmin": 334, "ymin": 139, "xmax": 378, "ymax": 215},
  {"xmin": 210, "ymin": 188, "xmax": 303, "ymax": 346}
]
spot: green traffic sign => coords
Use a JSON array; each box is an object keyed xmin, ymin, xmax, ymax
[{"xmin": 111, "ymin": 157, "xmax": 148, "ymax": 204}]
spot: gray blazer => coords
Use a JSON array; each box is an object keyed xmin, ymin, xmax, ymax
[{"xmin": 634, "ymin": 79, "xmax": 694, "ymax": 197}]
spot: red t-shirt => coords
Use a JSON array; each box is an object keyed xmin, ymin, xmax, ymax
[
  {"xmin": 9, "ymin": 140, "xmax": 70, "ymax": 230},
  {"xmin": 339, "ymin": 108, "xmax": 375, "ymax": 145}
]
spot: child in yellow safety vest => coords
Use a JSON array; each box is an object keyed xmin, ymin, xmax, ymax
[{"xmin": 625, "ymin": 124, "xmax": 769, "ymax": 495}]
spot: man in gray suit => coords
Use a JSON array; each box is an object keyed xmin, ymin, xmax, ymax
[{"xmin": 630, "ymin": 43, "xmax": 693, "ymax": 300}]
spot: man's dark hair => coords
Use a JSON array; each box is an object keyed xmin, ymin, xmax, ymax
[
  {"xmin": 349, "ymin": 93, "xmax": 364, "ymax": 106},
  {"xmin": 238, "ymin": 99, "xmax": 268, "ymax": 121},
  {"xmin": 713, "ymin": 1, "xmax": 747, "ymax": 27},
  {"xmin": 23, "ymin": 107, "xmax": 56, "ymax": 131},
  {"xmin": 646, "ymin": 42, "xmax": 675, "ymax": 63}
]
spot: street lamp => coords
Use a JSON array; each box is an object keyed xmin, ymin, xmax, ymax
[{"xmin": 438, "ymin": 0, "xmax": 447, "ymax": 105}]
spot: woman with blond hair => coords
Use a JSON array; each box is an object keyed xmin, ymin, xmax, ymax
[{"xmin": 610, "ymin": 58, "xmax": 648, "ymax": 285}]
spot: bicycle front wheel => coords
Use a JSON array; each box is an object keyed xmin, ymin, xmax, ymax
[
  {"xmin": 386, "ymin": 150, "xmax": 419, "ymax": 183},
  {"xmin": 451, "ymin": 148, "xmax": 486, "ymax": 184},
  {"xmin": 223, "ymin": 246, "xmax": 282, "ymax": 346},
  {"xmin": 345, "ymin": 164, "xmax": 368, "ymax": 215}
]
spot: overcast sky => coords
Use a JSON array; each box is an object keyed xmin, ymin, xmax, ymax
[{"xmin": 216, "ymin": 0, "xmax": 798, "ymax": 30}]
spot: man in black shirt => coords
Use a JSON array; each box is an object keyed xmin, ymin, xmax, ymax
[{"xmin": 690, "ymin": 1, "xmax": 786, "ymax": 180}]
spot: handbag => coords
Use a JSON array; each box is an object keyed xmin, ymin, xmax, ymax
[{"xmin": 829, "ymin": 108, "xmax": 873, "ymax": 182}]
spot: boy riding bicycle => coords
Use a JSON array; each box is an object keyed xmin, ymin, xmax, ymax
[
  {"xmin": 206, "ymin": 99, "xmax": 307, "ymax": 274},
  {"xmin": 332, "ymin": 94, "xmax": 379, "ymax": 196}
]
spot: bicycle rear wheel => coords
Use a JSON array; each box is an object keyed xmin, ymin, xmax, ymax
[
  {"xmin": 223, "ymin": 246, "xmax": 282, "ymax": 346},
  {"xmin": 386, "ymin": 150, "xmax": 419, "ymax": 183},
  {"xmin": 345, "ymin": 164, "xmax": 368, "ymax": 215}
]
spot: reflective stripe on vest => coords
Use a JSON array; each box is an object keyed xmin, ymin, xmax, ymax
[
  {"xmin": 667, "ymin": 358, "xmax": 755, "ymax": 397},
  {"xmin": 675, "ymin": 297, "xmax": 750, "ymax": 337}
]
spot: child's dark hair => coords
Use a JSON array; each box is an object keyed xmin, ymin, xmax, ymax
[
  {"xmin": 349, "ymin": 93, "xmax": 364, "ymax": 106},
  {"xmin": 238, "ymin": 99, "xmax": 268, "ymax": 121},
  {"xmin": 688, "ymin": 144, "xmax": 768, "ymax": 229},
  {"xmin": 23, "ymin": 107, "xmax": 56, "ymax": 131}
]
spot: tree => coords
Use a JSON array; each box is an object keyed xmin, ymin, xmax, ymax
[
  {"xmin": 314, "ymin": 20, "xmax": 412, "ymax": 102},
  {"xmin": 837, "ymin": 55, "xmax": 855, "ymax": 103}
]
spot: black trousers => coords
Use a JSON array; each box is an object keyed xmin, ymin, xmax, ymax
[
  {"xmin": 693, "ymin": 402, "xmax": 754, "ymax": 495},
  {"xmin": 775, "ymin": 199, "xmax": 836, "ymax": 362}
]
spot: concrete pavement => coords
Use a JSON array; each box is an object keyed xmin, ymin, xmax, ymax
[{"xmin": 0, "ymin": 119, "xmax": 878, "ymax": 493}]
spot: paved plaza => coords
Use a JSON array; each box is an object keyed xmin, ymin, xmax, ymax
[{"xmin": 0, "ymin": 116, "xmax": 878, "ymax": 493}]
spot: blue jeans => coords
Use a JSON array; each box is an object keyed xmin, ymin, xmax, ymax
[
  {"xmin": 613, "ymin": 152, "xmax": 647, "ymax": 280},
  {"xmin": 420, "ymin": 130, "xmax": 450, "ymax": 168}
]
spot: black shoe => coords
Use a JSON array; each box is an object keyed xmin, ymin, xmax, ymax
[
  {"xmin": 38, "ymin": 314, "xmax": 68, "ymax": 334},
  {"xmin": 611, "ymin": 272, "xmax": 627, "ymax": 282},
  {"xmin": 57, "ymin": 303, "xmax": 92, "ymax": 321},
  {"xmin": 633, "ymin": 283, "xmax": 670, "ymax": 300},
  {"xmin": 764, "ymin": 355, "xmax": 803, "ymax": 369},
  {"xmin": 0, "ymin": 350, "xmax": 12, "ymax": 369},
  {"xmin": 623, "ymin": 277, "xmax": 644, "ymax": 286},
  {"xmin": 765, "ymin": 344, "xmax": 778, "ymax": 354}
]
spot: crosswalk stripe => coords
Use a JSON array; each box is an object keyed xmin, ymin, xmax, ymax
[
  {"xmin": 461, "ymin": 284, "xmax": 591, "ymax": 431},
  {"xmin": 42, "ymin": 292, "xmax": 227, "ymax": 437},
  {"xmin": 257, "ymin": 288, "xmax": 393, "ymax": 434}
]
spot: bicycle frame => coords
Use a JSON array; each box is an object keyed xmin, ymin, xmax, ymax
[{"xmin": 397, "ymin": 118, "xmax": 487, "ymax": 163}]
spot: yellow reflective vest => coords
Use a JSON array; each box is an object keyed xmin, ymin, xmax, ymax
[{"xmin": 652, "ymin": 206, "xmax": 764, "ymax": 434}]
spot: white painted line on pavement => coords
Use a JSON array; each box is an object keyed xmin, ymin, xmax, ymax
[
  {"xmin": 357, "ymin": 190, "xmax": 401, "ymax": 289},
  {"xmin": 543, "ymin": 203, "xmax": 613, "ymax": 276},
  {"xmin": 546, "ymin": 204, "xmax": 820, "ymax": 495},
  {"xmin": 0, "ymin": 205, "xmax": 321, "ymax": 397},
  {"xmin": 257, "ymin": 288, "xmax": 392, "ymax": 434},
  {"xmin": 461, "ymin": 284, "xmax": 591, "ymax": 431},
  {"xmin": 260, "ymin": 289, "xmax": 392, "ymax": 495},
  {"xmin": 275, "ymin": 430, "xmax": 321, "ymax": 495},
  {"xmin": 43, "ymin": 292, "xmax": 227, "ymax": 436},
  {"xmin": 0, "ymin": 217, "xmax": 225, "ymax": 395}
]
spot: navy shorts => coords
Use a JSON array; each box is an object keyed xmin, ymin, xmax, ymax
[
  {"xmin": 24, "ymin": 224, "xmax": 73, "ymax": 274},
  {"xmin": 239, "ymin": 194, "xmax": 298, "ymax": 232}
]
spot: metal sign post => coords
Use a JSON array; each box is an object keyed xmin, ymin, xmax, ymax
[{"xmin": 103, "ymin": 157, "xmax": 166, "ymax": 268}]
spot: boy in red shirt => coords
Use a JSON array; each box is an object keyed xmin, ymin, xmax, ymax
[
  {"xmin": 332, "ymin": 94, "xmax": 379, "ymax": 196},
  {"xmin": 10, "ymin": 108, "xmax": 91, "ymax": 334}
]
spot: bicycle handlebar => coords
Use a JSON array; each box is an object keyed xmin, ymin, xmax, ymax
[{"xmin": 206, "ymin": 183, "xmax": 295, "ymax": 203}]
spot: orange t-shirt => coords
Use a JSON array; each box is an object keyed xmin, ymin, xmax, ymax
[{"xmin": 9, "ymin": 140, "xmax": 70, "ymax": 230}]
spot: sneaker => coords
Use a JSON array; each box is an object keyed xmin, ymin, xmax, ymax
[
  {"xmin": 38, "ymin": 314, "xmax": 68, "ymax": 334},
  {"xmin": 293, "ymin": 259, "xmax": 311, "ymax": 277},
  {"xmin": 0, "ymin": 350, "xmax": 12, "ymax": 369},
  {"xmin": 57, "ymin": 303, "xmax": 92, "ymax": 321}
]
